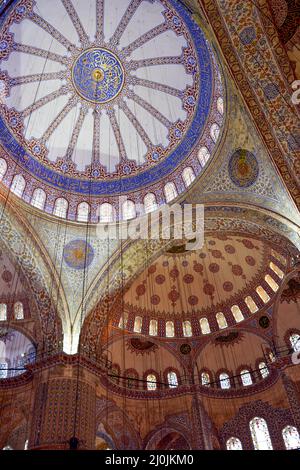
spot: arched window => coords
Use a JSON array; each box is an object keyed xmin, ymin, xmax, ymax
[
  {"xmin": 53, "ymin": 198, "xmax": 68, "ymax": 218},
  {"xmin": 125, "ymin": 370, "xmax": 138, "ymax": 389},
  {"xmin": 264, "ymin": 274, "xmax": 279, "ymax": 292},
  {"xmin": 219, "ymin": 372, "xmax": 230, "ymax": 389},
  {"xmin": 167, "ymin": 371, "xmax": 178, "ymax": 388},
  {"xmin": 245, "ymin": 296, "xmax": 258, "ymax": 313},
  {"xmin": 77, "ymin": 202, "xmax": 90, "ymax": 222},
  {"xmin": 216, "ymin": 312, "xmax": 227, "ymax": 329},
  {"xmin": 133, "ymin": 316, "xmax": 142, "ymax": 333},
  {"xmin": 256, "ymin": 286, "xmax": 270, "ymax": 303},
  {"xmin": 282, "ymin": 425, "xmax": 300, "ymax": 450},
  {"xmin": 0, "ymin": 158, "xmax": 7, "ymax": 180},
  {"xmin": 268, "ymin": 351, "xmax": 275, "ymax": 363},
  {"xmin": 2, "ymin": 446, "xmax": 13, "ymax": 450},
  {"xmin": 259, "ymin": 362, "xmax": 269, "ymax": 379},
  {"xmin": 182, "ymin": 320, "xmax": 192, "ymax": 337},
  {"xmin": 144, "ymin": 193, "xmax": 157, "ymax": 214},
  {"xmin": 290, "ymin": 333, "xmax": 300, "ymax": 353},
  {"xmin": 164, "ymin": 182, "xmax": 177, "ymax": 203},
  {"xmin": 271, "ymin": 250, "xmax": 287, "ymax": 266},
  {"xmin": 146, "ymin": 374, "xmax": 157, "ymax": 391},
  {"xmin": 269, "ymin": 262, "xmax": 284, "ymax": 279},
  {"xmin": 24, "ymin": 440, "xmax": 28, "ymax": 450},
  {"xmin": 118, "ymin": 312, "xmax": 128, "ymax": 329},
  {"xmin": 231, "ymin": 305, "xmax": 244, "ymax": 322},
  {"xmin": 0, "ymin": 304, "xmax": 7, "ymax": 321},
  {"xmin": 201, "ymin": 372, "xmax": 210, "ymax": 387},
  {"xmin": 122, "ymin": 200, "xmax": 136, "ymax": 220},
  {"xmin": 226, "ymin": 437, "xmax": 242, "ymax": 450},
  {"xmin": 217, "ymin": 97, "xmax": 224, "ymax": 115},
  {"xmin": 182, "ymin": 167, "xmax": 195, "ymax": 187},
  {"xmin": 250, "ymin": 417, "xmax": 273, "ymax": 450},
  {"xmin": 240, "ymin": 369, "xmax": 253, "ymax": 386},
  {"xmin": 99, "ymin": 203, "xmax": 114, "ymax": 223},
  {"xmin": 0, "ymin": 362, "xmax": 8, "ymax": 379},
  {"xmin": 149, "ymin": 319, "xmax": 158, "ymax": 336},
  {"xmin": 199, "ymin": 317, "xmax": 210, "ymax": 334},
  {"xmin": 14, "ymin": 302, "xmax": 24, "ymax": 320},
  {"xmin": 31, "ymin": 188, "xmax": 46, "ymax": 210},
  {"xmin": 210, "ymin": 123, "xmax": 220, "ymax": 143},
  {"xmin": 166, "ymin": 321, "xmax": 174, "ymax": 338},
  {"xmin": 198, "ymin": 146, "xmax": 210, "ymax": 166},
  {"xmin": 11, "ymin": 174, "xmax": 25, "ymax": 197}
]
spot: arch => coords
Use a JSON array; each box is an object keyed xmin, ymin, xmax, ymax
[
  {"xmin": 256, "ymin": 286, "xmax": 270, "ymax": 303},
  {"xmin": 210, "ymin": 123, "xmax": 220, "ymax": 143},
  {"xmin": 124, "ymin": 369, "xmax": 139, "ymax": 389},
  {"xmin": 10, "ymin": 175, "xmax": 25, "ymax": 197},
  {"xmin": 182, "ymin": 167, "xmax": 195, "ymax": 187},
  {"xmin": 144, "ymin": 193, "xmax": 157, "ymax": 214},
  {"xmin": 240, "ymin": 369, "xmax": 253, "ymax": 386},
  {"xmin": 249, "ymin": 417, "xmax": 273, "ymax": 450},
  {"xmin": 53, "ymin": 198, "xmax": 68, "ymax": 218},
  {"xmin": 133, "ymin": 316, "xmax": 142, "ymax": 333},
  {"xmin": 245, "ymin": 296, "xmax": 258, "ymax": 313},
  {"xmin": 264, "ymin": 274, "xmax": 279, "ymax": 292},
  {"xmin": 269, "ymin": 261, "xmax": 284, "ymax": 279},
  {"xmin": 182, "ymin": 320, "xmax": 192, "ymax": 337},
  {"xmin": 231, "ymin": 305, "xmax": 244, "ymax": 322},
  {"xmin": 149, "ymin": 319, "xmax": 158, "ymax": 336},
  {"xmin": 31, "ymin": 188, "xmax": 46, "ymax": 210},
  {"xmin": 146, "ymin": 373, "xmax": 157, "ymax": 391},
  {"xmin": 77, "ymin": 202, "xmax": 90, "ymax": 222},
  {"xmin": 219, "ymin": 372, "xmax": 230, "ymax": 389},
  {"xmin": 164, "ymin": 182, "xmax": 177, "ymax": 203},
  {"xmin": 217, "ymin": 97, "xmax": 224, "ymax": 115},
  {"xmin": 201, "ymin": 371, "xmax": 211, "ymax": 386},
  {"xmin": 166, "ymin": 321, "xmax": 175, "ymax": 338},
  {"xmin": 167, "ymin": 371, "xmax": 178, "ymax": 388},
  {"xmin": 199, "ymin": 317, "xmax": 210, "ymax": 334},
  {"xmin": 258, "ymin": 362, "xmax": 269, "ymax": 379}
]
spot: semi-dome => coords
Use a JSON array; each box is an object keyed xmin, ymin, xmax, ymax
[{"xmin": 0, "ymin": 0, "xmax": 224, "ymax": 221}]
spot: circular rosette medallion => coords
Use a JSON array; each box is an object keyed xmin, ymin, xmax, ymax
[
  {"xmin": 228, "ymin": 149, "xmax": 259, "ymax": 188},
  {"xmin": 63, "ymin": 240, "xmax": 94, "ymax": 269},
  {"xmin": 72, "ymin": 48, "xmax": 125, "ymax": 103}
]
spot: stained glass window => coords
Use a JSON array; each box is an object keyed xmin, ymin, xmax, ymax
[
  {"xmin": 99, "ymin": 203, "xmax": 114, "ymax": 223},
  {"xmin": 245, "ymin": 296, "xmax": 258, "ymax": 313},
  {"xmin": 217, "ymin": 97, "xmax": 224, "ymax": 115},
  {"xmin": 198, "ymin": 147, "xmax": 210, "ymax": 166},
  {"xmin": 256, "ymin": 286, "xmax": 270, "ymax": 303},
  {"xmin": 0, "ymin": 158, "xmax": 7, "ymax": 180},
  {"xmin": 0, "ymin": 304, "xmax": 7, "ymax": 321},
  {"xmin": 231, "ymin": 305, "xmax": 244, "ymax": 322},
  {"xmin": 250, "ymin": 417, "xmax": 273, "ymax": 450},
  {"xmin": 77, "ymin": 202, "xmax": 90, "ymax": 222},
  {"xmin": 31, "ymin": 188, "xmax": 46, "ymax": 210},
  {"xmin": 14, "ymin": 302, "xmax": 24, "ymax": 320},
  {"xmin": 282, "ymin": 425, "xmax": 300, "ymax": 450},
  {"xmin": 219, "ymin": 372, "xmax": 230, "ymax": 389},
  {"xmin": 182, "ymin": 167, "xmax": 195, "ymax": 187},
  {"xmin": 53, "ymin": 198, "xmax": 68, "ymax": 218},
  {"xmin": 167, "ymin": 371, "xmax": 178, "ymax": 388},
  {"xmin": 144, "ymin": 193, "xmax": 157, "ymax": 214},
  {"xmin": 200, "ymin": 318, "xmax": 210, "ymax": 334},
  {"xmin": 226, "ymin": 437, "xmax": 242, "ymax": 450},
  {"xmin": 164, "ymin": 182, "xmax": 178, "ymax": 203},
  {"xmin": 264, "ymin": 275, "xmax": 279, "ymax": 292},
  {"xmin": 290, "ymin": 333, "xmax": 300, "ymax": 353},
  {"xmin": 147, "ymin": 374, "xmax": 157, "ymax": 391},
  {"xmin": 182, "ymin": 320, "xmax": 192, "ymax": 337},
  {"xmin": 201, "ymin": 372, "xmax": 210, "ymax": 386},
  {"xmin": 269, "ymin": 262, "xmax": 284, "ymax": 279},
  {"xmin": 149, "ymin": 319, "xmax": 158, "ymax": 336},
  {"xmin": 11, "ymin": 174, "xmax": 25, "ymax": 197},
  {"xmin": 166, "ymin": 321, "xmax": 175, "ymax": 338},
  {"xmin": 216, "ymin": 312, "xmax": 227, "ymax": 329},
  {"xmin": 118, "ymin": 312, "xmax": 128, "ymax": 329},
  {"xmin": 210, "ymin": 123, "xmax": 220, "ymax": 143},
  {"xmin": 259, "ymin": 362, "xmax": 269, "ymax": 379},
  {"xmin": 240, "ymin": 369, "xmax": 253, "ymax": 386},
  {"xmin": 122, "ymin": 200, "xmax": 136, "ymax": 220},
  {"xmin": 133, "ymin": 316, "xmax": 142, "ymax": 333}
]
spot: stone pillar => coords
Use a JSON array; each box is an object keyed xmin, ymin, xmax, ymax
[
  {"xmin": 190, "ymin": 395, "xmax": 207, "ymax": 450},
  {"xmin": 28, "ymin": 361, "xmax": 96, "ymax": 450}
]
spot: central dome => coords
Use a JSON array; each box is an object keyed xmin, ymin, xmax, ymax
[
  {"xmin": 0, "ymin": 0, "xmax": 224, "ymax": 221},
  {"xmin": 72, "ymin": 48, "xmax": 125, "ymax": 103}
]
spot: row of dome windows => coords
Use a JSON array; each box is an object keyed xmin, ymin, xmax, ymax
[
  {"xmin": 0, "ymin": 301, "xmax": 24, "ymax": 321},
  {"xmin": 0, "ymin": 137, "xmax": 220, "ymax": 221},
  {"xmin": 119, "ymin": 266, "xmax": 284, "ymax": 337},
  {"xmin": 227, "ymin": 420, "xmax": 300, "ymax": 450},
  {"xmin": 200, "ymin": 362, "xmax": 270, "ymax": 389}
]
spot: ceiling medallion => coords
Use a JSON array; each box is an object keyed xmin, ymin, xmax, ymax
[
  {"xmin": 72, "ymin": 47, "xmax": 125, "ymax": 104},
  {"xmin": 259, "ymin": 316, "xmax": 270, "ymax": 329},
  {"xmin": 180, "ymin": 343, "xmax": 191, "ymax": 355}
]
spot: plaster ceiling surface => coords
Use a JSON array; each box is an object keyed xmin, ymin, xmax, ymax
[
  {"xmin": 123, "ymin": 234, "xmax": 286, "ymax": 318},
  {"xmin": 0, "ymin": 0, "xmax": 224, "ymax": 216}
]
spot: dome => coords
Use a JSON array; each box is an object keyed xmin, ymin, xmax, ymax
[{"xmin": 0, "ymin": 0, "xmax": 223, "ymax": 221}]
